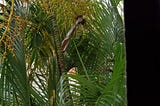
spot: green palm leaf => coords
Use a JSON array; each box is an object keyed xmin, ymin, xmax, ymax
[{"xmin": 0, "ymin": 37, "xmax": 30, "ymax": 105}]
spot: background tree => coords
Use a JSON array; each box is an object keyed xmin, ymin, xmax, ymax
[{"xmin": 0, "ymin": 0, "xmax": 126, "ymax": 106}]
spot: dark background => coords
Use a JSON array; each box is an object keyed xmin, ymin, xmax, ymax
[{"xmin": 124, "ymin": 0, "xmax": 159, "ymax": 105}]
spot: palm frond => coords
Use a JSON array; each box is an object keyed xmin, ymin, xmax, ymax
[
  {"xmin": 0, "ymin": 36, "xmax": 30, "ymax": 105},
  {"xmin": 95, "ymin": 43, "xmax": 126, "ymax": 106},
  {"xmin": 57, "ymin": 74, "xmax": 101, "ymax": 106}
]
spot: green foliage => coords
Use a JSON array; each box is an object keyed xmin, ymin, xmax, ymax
[{"xmin": 0, "ymin": 0, "xmax": 126, "ymax": 106}]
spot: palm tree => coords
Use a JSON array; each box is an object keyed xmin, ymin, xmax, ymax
[{"xmin": 0, "ymin": 0, "xmax": 126, "ymax": 106}]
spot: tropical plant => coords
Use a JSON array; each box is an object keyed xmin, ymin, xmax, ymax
[{"xmin": 0, "ymin": 0, "xmax": 126, "ymax": 106}]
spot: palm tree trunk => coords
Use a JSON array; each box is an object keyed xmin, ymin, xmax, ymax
[
  {"xmin": 50, "ymin": 13, "xmax": 73, "ymax": 106},
  {"xmin": 51, "ymin": 14, "xmax": 66, "ymax": 77}
]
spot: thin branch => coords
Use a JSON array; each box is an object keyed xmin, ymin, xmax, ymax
[{"xmin": 0, "ymin": 0, "xmax": 14, "ymax": 43}]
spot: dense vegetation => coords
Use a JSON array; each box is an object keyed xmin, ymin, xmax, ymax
[{"xmin": 0, "ymin": 0, "xmax": 126, "ymax": 106}]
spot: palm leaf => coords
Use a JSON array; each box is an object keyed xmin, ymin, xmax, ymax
[
  {"xmin": 95, "ymin": 43, "xmax": 126, "ymax": 106},
  {"xmin": 0, "ymin": 36, "xmax": 30, "ymax": 105},
  {"xmin": 57, "ymin": 74, "xmax": 101, "ymax": 106}
]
